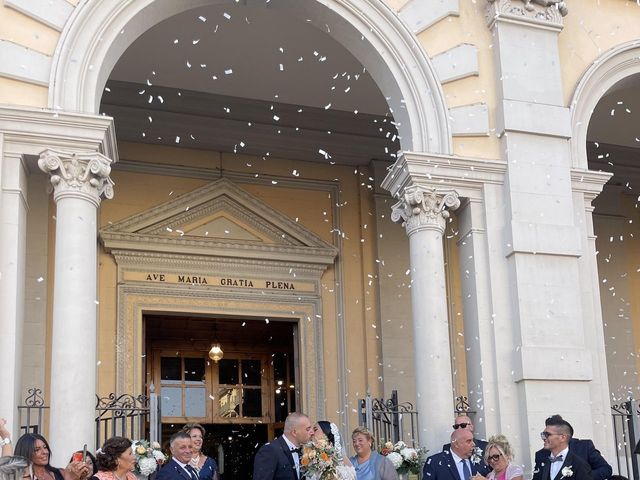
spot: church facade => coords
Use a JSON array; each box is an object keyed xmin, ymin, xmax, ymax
[{"xmin": 1, "ymin": 0, "xmax": 639, "ymax": 475}]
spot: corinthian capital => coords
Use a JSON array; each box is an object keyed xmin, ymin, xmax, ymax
[
  {"xmin": 391, "ymin": 186, "xmax": 460, "ymax": 236},
  {"xmin": 487, "ymin": 0, "xmax": 567, "ymax": 28},
  {"xmin": 39, "ymin": 149, "xmax": 114, "ymax": 206}
]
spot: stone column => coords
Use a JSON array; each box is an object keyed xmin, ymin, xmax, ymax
[
  {"xmin": 0, "ymin": 151, "xmax": 28, "ymax": 437},
  {"xmin": 39, "ymin": 149, "xmax": 114, "ymax": 464},
  {"xmin": 390, "ymin": 185, "xmax": 460, "ymax": 451}
]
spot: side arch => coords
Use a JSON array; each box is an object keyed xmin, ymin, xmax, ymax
[
  {"xmin": 570, "ymin": 39, "xmax": 640, "ymax": 169},
  {"xmin": 48, "ymin": 0, "xmax": 452, "ymax": 154}
]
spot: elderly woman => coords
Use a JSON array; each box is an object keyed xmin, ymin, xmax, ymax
[
  {"xmin": 14, "ymin": 434, "xmax": 89, "ymax": 480},
  {"xmin": 349, "ymin": 427, "xmax": 398, "ymax": 480},
  {"xmin": 479, "ymin": 435, "xmax": 523, "ymax": 480},
  {"xmin": 0, "ymin": 456, "xmax": 31, "ymax": 480},
  {"xmin": 182, "ymin": 424, "xmax": 218, "ymax": 480},
  {"xmin": 91, "ymin": 437, "xmax": 136, "ymax": 480}
]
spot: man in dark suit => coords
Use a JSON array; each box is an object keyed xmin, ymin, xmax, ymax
[
  {"xmin": 533, "ymin": 415, "xmax": 612, "ymax": 480},
  {"xmin": 156, "ymin": 432, "xmax": 199, "ymax": 480},
  {"xmin": 532, "ymin": 416, "xmax": 592, "ymax": 480},
  {"xmin": 253, "ymin": 412, "xmax": 314, "ymax": 480},
  {"xmin": 424, "ymin": 428, "xmax": 491, "ymax": 480},
  {"xmin": 443, "ymin": 416, "xmax": 489, "ymax": 461}
]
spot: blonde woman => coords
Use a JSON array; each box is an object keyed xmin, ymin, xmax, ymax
[{"xmin": 478, "ymin": 435, "xmax": 523, "ymax": 480}]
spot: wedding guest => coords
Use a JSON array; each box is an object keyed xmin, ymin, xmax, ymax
[
  {"xmin": 443, "ymin": 415, "xmax": 488, "ymax": 455},
  {"xmin": 0, "ymin": 456, "xmax": 30, "ymax": 480},
  {"xmin": 475, "ymin": 435, "xmax": 522, "ymax": 480},
  {"xmin": 0, "ymin": 419, "xmax": 12, "ymax": 457},
  {"xmin": 14, "ymin": 434, "xmax": 89, "ymax": 480},
  {"xmin": 532, "ymin": 416, "xmax": 591, "ymax": 480},
  {"xmin": 182, "ymin": 424, "xmax": 218, "ymax": 480},
  {"xmin": 423, "ymin": 429, "xmax": 489, "ymax": 480},
  {"xmin": 155, "ymin": 432, "xmax": 196, "ymax": 480},
  {"xmin": 92, "ymin": 437, "xmax": 136, "ymax": 480},
  {"xmin": 534, "ymin": 415, "xmax": 611, "ymax": 480},
  {"xmin": 349, "ymin": 426, "xmax": 398, "ymax": 480},
  {"xmin": 253, "ymin": 412, "xmax": 313, "ymax": 480}
]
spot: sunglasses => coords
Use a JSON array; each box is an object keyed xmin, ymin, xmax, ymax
[
  {"xmin": 453, "ymin": 423, "xmax": 470, "ymax": 429},
  {"xmin": 540, "ymin": 431, "xmax": 562, "ymax": 440},
  {"xmin": 488, "ymin": 454, "xmax": 502, "ymax": 462}
]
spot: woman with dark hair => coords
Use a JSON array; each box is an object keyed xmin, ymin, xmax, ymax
[
  {"xmin": 14, "ymin": 434, "xmax": 88, "ymax": 480},
  {"xmin": 182, "ymin": 424, "xmax": 218, "ymax": 480},
  {"xmin": 92, "ymin": 437, "xmax": 135, "ymax": 480},
  {"xmin": 311, "ymin": 421, "xmax": 356, "ymax": 480}
]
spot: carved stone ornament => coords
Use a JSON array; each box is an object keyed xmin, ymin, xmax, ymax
[
  {"xmin": 38, "ymin": 148, "xmax": 114, "ymax": 205},
  {"xmin": 390, "ymin": 186, "xmax": 460, "ymax": 235},
  {"xmin": 487, "ymin": 0, "xmax": 567, "ymax": 28}
]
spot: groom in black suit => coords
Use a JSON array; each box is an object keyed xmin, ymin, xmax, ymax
[
  {"xmin": 253, "ymin": 412, "xmax": 314, "ymax": 480},
  {"xmin": 156, "ymin": 432, "xmax": 199, "ymax": 480},
  {"xmin": 532, "ymin": 416, "xmax": 592, "ymax": 480},
  {"xmin": 424, "ymin": 429, "xmax": 491, "ymax": 480}
]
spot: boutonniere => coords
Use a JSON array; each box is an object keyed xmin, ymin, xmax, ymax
[
  {"xmin": 561, "ymin": 466, "xmax": 573, "ymax": 478},
  {"xmin": 470, "ymin": 447, "xmax": 483, "ymax": 464}
]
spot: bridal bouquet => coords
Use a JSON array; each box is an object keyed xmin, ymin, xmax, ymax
[
  {"xmin": 379, "ymin": 440, "xmax": 428, "ymax": 475},
  {"xmin": 300, "ymin": 438, "xmax": 340, "ymax": 480},
  {"xmin": 131, "ymin": 440, "xmax": 167, "ymax": 476}
]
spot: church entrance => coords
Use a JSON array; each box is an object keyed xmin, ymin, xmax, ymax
[{"xmin": 145, "ymin": 314, "xmax": 297, "ymax": 479}]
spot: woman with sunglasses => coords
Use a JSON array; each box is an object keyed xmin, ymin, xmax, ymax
[{"xmin": 479, "ymin": 435, "xmax": 522, "ymax": 480}]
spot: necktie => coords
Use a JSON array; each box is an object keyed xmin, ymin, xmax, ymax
[
  {"xmin": 185, "ymin": 465, "xmax": 199, "ymax": 480},
  {"xmin": 549, "ymin": 455, "xmax": 564, "ymax": 463},
  {"xmin": 462, "ymin": 459, "xmax": 471, "ymax": 480},
  {"xmin": 291, "ymin": 447, "xmax": 302, "ymax": 458}
]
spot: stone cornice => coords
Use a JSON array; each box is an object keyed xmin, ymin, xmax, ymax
[
  {"xmin": 486, "ymin": 0, "xmax": 566, "ymax": 31},
  {"xmin": 570, "ymin": 168, "xmax": 613, "ymax": 203},
  {"xmin": 0, "ymin": 105, "xmax": 117, "ymax": 160},
  {"xmin": 381, "ymin": 151, "xmax": 506, "ymax": 200},
  {"xmin": 102, "ymin": 231, "xmax": 337, "ymax": 266},
  {"xmin": 39, "ymin": 148, "xmax": 114, "ymax": 205}
]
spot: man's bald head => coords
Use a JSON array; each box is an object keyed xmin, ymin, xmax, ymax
[{"xmin": 451, "ymin": 428, "xmax": 475, "ymax": 459}]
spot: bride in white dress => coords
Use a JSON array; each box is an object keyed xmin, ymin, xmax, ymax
[{"xmin": 311, "ymin": 421, "xmax": 356, "ymax": 480}]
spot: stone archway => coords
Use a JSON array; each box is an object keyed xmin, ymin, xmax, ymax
[
  {"xmin": 48, "ymin": 0, "xmax": 451, "ymax": 154},
  {"xmin": 570, "ymin": 39, "xmax": 640, "ymax": 169}
]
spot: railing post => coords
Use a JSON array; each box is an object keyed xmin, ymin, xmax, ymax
[
  {"xmin": 365, "ymin": 393, "xmax": 373, "ymax": 432},
  {"xmin": 150, "ymin": 384, "xmax": 158, "ymax": 444},
  {"xmin": 391, "ymin": 390, "xmax": 400, "ymax": 443}
]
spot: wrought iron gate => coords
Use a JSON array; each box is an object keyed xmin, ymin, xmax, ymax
[
  {"xmin": 611, "ymin": 400, "xmax": 640, "ymax": 480},
  {"xmin": 359, "ymin": 390, "xmax": 419, "ymax": 446}
]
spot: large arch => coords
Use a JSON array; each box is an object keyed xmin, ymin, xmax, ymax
[
  {"xmin": 570, "ymin": 39, "xmax": 640, "ymax": 169},
  {"xmin": 48, "ymin": 0, "xmax": 451, "ymax": 154}
]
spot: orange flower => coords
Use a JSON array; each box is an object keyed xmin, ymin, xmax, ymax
[
  {"xmin": 320, "ymin": 452, "xmax": 329, "ymax": 462},
  {"xmin": 301, "ymin": 457, "xmax": 310, "ymax": 466}
]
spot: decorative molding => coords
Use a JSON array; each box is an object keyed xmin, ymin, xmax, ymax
[
  {"xmin": 0, "ymin": 40, "xmax": 51, "ymax": 86},
  {"xmin": 486, "ymin": 0, "xmax": 566, "ymax": 30},
  {"xmin": 101, "ymin": 178, "xmax": 338, "ymax": 266},
  {"xmin": 390, "ymin": 186, "xmax": 461, "ymax": 236},
  {"xmin": 449, "ymin": 103, "xmax": 490, "ymax": 137},
  {"xmin": 382, "ymin": 151, "xmax": 507, "ymax": 201},
  {"xmin": 0, "ymin": 106, "xmax": 117, "ymax": 161},
  {"xmin": 432, "ymin": 44, "xmax": 479, "ymax": 85},
  {"xmin": 398, "ymin": 0, "xmax": 459, "ymax": 34},
  {"xmin": 497, "ymin": 100, "xmax": 571, "ymax": 138},
  {"xmin": 570, "ymin": 40, "xmax": 640, "ymax": 169},
  {"xmin": 4, "ymin": 0, "xmax": 74, "ymax": 31},
  {"xmin": 38, "ymin": 148, "xmax": 114, "ymax": 206}
]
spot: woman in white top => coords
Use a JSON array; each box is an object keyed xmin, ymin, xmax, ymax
[{"xmin": 478, "ymin": 435, "xmax": 523, "ymax": 480}]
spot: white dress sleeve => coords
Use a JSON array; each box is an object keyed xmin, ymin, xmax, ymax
[{"xmin": 336, "ymin": 465, "xmax": 356, "ymax": 480}]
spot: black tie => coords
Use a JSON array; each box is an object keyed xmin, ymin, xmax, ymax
[
  {"xmin": 185, "ymin": 465, "xmax": 199, "ymax": 480},
  {"xmin": 291, "ymin": 447, "xmax": 302, "ymax": 457},
  {"xmin": 549, "ymin": 455, "xmax": 564, "ymax": 463}
]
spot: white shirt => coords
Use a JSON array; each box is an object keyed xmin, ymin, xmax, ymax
[
  {"xmin": 283, "ymin": 435, "xmax": 300, "ymax": 479},
  {"xmin": 450, "ymin": 450, "xmax": 472, "ymax": 480},
  {"xmin": 550, "ymin": 447, "xmax": 569, "ymax": 480},
  {"xmin": 172, "ymin": 458, "xmax": 197, "ymax": 480}
]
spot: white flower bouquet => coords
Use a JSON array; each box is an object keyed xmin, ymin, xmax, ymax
[
  {"xmin": 131, "ymin": 440, "xmax": 167, "ymax": 477},
  {"xmin": 379, "ymin": 440, "xmax": 428, "ymax": 474}
]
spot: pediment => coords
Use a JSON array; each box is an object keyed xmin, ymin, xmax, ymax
[{"xmin": 100, "ymin": 178, "xmax": 337, "ymax": 266}]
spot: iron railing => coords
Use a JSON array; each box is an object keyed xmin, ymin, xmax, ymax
[
  {"xmin": 611, "ymin": 400, "xmax": 640, "ymax": 480},
  {"xmin": 359, "ymin": 390, "xmax": 419, "ymax": 447},
  {"xmin": 17, "ymin": 387, "xmax": 49, "ymax": 434}
]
